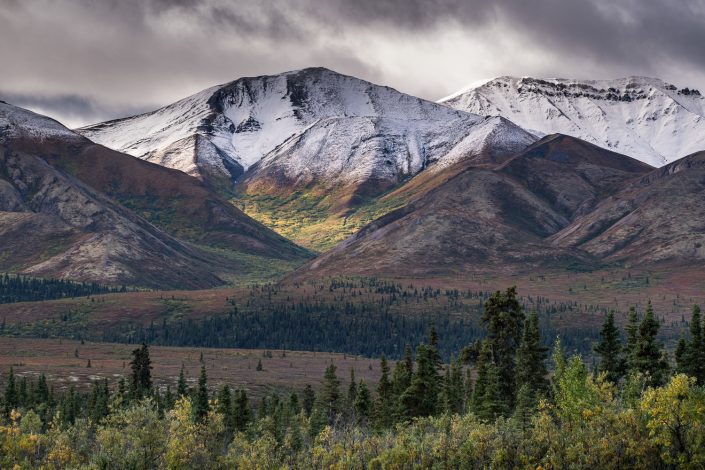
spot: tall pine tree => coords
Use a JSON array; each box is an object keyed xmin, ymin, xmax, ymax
[
  {"xmin": 374, "ymin": 355, "xmax": 394, "ymax": 429},
  {"xmin": 685, "ymin": 305, "xmax": 705, "ymax": 384},
  {"xmin": 192, "ymin": 365, "xmax": 209, "ymax": 422},
  {"xmin": 481, "ymin": 287, "xmax": 525, "ymax": 407},
  {"xmin": 632, "ymin": 301, "xmax": 669, "ymax": 386},
  {"xmin": 516, "ymin": 312, "xmax": 549, "ymax": 402},
  {"xmin": 594, "ymin": 311, "xmax": 624, "ymax": 383}
]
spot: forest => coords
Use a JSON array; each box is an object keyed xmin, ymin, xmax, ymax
[
  {"xmin": 0, "ymin": 273, "xmax": 124, "ymax": 304},
  {"xmin": 2, "ymin": 278, "xmax": 612, "ymax": 359},
  {"xmin": 1, "ymin": 287, "xmax": 704, "ymax": 468}
]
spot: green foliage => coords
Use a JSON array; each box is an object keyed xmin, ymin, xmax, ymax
[
  {"xmin": 682, "ymin": 305, "xmax": 705, "ymax": 384},
  {"xmin": 516, "ymin": 311, "xmax": 549, "ymax": 400},
  {"xmin": 129, "ymin": 343, "xmax": 153, "ymax": 400},
  {"xmin": 320, "ymin": 364, "xmax": 341, "ymax": 424},
  {"xmin": 632, "ymin": 301, "xmax": 670, "ymax": 386},
  {"xmin": 594, "ymin": 311, "xmax": 625, "ymax": 383},
  {"xmin": 481, "ymin": 286, "xmax": 525, "ymax": 407},
  {"xmin": 0, "ymin": 272, "xmax": 123, "ymax": 304},
  {"xmin": 3, "ymin": 291, "xmax": 705, "ymax": 468},
  {"xmin": 192, "ymin": 365, "xmax": 209, "ymax": 423}
]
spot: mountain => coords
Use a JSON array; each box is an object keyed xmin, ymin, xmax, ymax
[
  {"xmin": 78, "ymin": 68, "xmax": 537, "ymax": 251},
  {"xmin": 297, "ymin": 134, "xmax": 655, "ymax": 279},
  {"xmin": 441, "ymin": 76, "xmax": 705, "ymax": 167},
  {"xmin": 551, "ymin": 150, "xmax": 705, "ymax": 265},
  {"xmin": 0, "ymin": 102, "xmax": 309, "ymax": 288}
]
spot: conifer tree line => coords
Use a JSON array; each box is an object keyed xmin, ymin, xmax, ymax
[
  {"xmin": 0, "ymin": 273, "xmax": 124, "ymax": 304},
  {"xmin": 1, "ymin": 289, "xmax": 705, "ymax": 467}
]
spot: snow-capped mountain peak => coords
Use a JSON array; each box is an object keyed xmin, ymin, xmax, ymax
[
  {"xmin": 439, "ymin": 76, "xmax": 705, "ymax": 167},
  {"xmin": 77, "ymin": 68, "xmax": 536, "ymax": 189}
]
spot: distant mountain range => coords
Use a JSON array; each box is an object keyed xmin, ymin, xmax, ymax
[
  {"xmin": 441, "ymin": 76, "xmax": 705, "ymax": 167},
  {"xmin": 3, "ymin": 68, "xmax": 705, "ymax": 289}
]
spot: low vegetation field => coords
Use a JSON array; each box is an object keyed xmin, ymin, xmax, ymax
[{"xmin": 0, "ymin": 337, "xmax": 384, "ymax": 398}]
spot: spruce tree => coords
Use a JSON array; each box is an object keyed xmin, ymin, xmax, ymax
[
  {"xmin": 192, "ymin": 365, "xmax": 209, "ymax": 422},
  {"xmin": 624, "ymin": 306, "xmax": 640, "ymax": 373},
  {"xmin": 479, "ymin": 360, "xmax": 508, "ymax": 420},
  {"xmin": 218, "ymin": 384, "xmax": 234, "ymax": 435},
  {"xmin": 177, "ymin": 364, "xmax": 187, "ymax": 397},
  {"xmin": 675, "ymin": 336, "xmax": 688, "ymax": 374},
  {"xmin": 391, "ymin": 349, "xmax": 413, "ymax": 420},
  {"xmin": 594, "ymin": 311, "xmax": 624, "ymax": 383},
  {"xmin": 302, "ymin": 384, "xmax": 315, "ymax": 417},
  {"xmin": 354, "ymin": 380, "xmax": 371, "ymax": 425},
  {"xmin": 321, "ymin": 364, "xmax": 341, "ymax": 423},
  {"xmin": 4, "ymin": 367, "xmax": 17, "ymax": 416},
  {"xmin": 428, "ymin": 326, "xmax": 443, "ymax": 372},
  {"xmin": 400, "ymin": 344, "xmax": 440, "ymax": 418},
  {"xmin": 472, "ymin": 342, "xmax": 491, "ymax": 415},
  {"xmin": 374, "ymin": 355, "xmax": 393, "ymax": 429},
  {"xmin": 685, "ymin": 305, "xmax": 705, "ymax": 384},
  {"xmin": 633, "ymin": 301, "xmax": 669, "ymax": 386},
  {"xmin": 233, "ymin": 389, "xmax": 250, "ymax": 432},
  {"xmin": 442, "ymin": 357, "xmax": 464, "ymax": 414},
  {"xmin": 516, "ymin": 312, "xmax": 549, "ymax": 398},
  {"xmin": 347, "ymin": 368, "xmax": 357, "ymax": 407},
  {"xmin": 129, "ymin": 344, "xmax": 152, "ymax": 400},
  {"xmin": 481, "ymin": 287, "xmax": 525, "ymax": 407}
]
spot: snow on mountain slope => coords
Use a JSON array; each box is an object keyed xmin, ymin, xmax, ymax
[
  {"xmin": 441, "ymin": 76, "xmax": 705, "ymax": 167},
  {"xmin": 0, "ymin": 100, "xmax": 81, "ymax": 142},
  {"xmin": 78, "ymin": 68, "xmax": 535, "ymax": 188}
]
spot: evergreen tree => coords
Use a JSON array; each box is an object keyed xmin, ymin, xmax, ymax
[
  {"xmin": 391, "ymin": 351, "xmax": 412, "ymax": 420},
  {"xmin": 347, "ymin": 368, "xmax": 357, "ymax": 407},
  {"xmin": 374, "ymin": 355, "xmax": 393, "ymax": 429},
  {"xmin": 428, "ymin": 326, "xmax": 443, "ymax": 372},
  {"xmin": 594, "ymin": 311, "xmax": 624, "ymax": 383},
  {"xmin": 129, "ymin": 344, "xmax": 152, "ymax": 399},
  {"xmin": 675, "ymin": 336, "xmax": 688, "ymax": 374},
  {"xmin": 163, "ymin": 385, "xmax": 175, "ymax": 411},
  {"xmin": 479, "ymin": 360, "xmax": 508, "ymax": 420},
  {"xmin": 4, "ymin": 367, "xmax": 17, "ymax": 416},
  {"xmin": 192, "ymin": 365, "xmax": 209, "ymax": 422},
  {"xmin": 302, "ymin": 384, "xmax": 315, "ymax": 417},
  {"xmin": 481, "ymin": 287, "xmax": 525, "ymax": 407},
  {"xmin": 321, "ymin": 364, "xmax": 341, "ymax": 423},
  {"xmin": 516, "ymin": 312, "xmax": 549, "ymax": 398},
  {"xmin": 400, "ymin": 344, "xmax": 440, "ymax": 419},
  {"xmin": 441, "ymin": 357, "xmax": 464, "ymax": 414},
  {"xmin": 633, "ymin": 301, "xmax": 669, "ymax": 386},
  {"xmin": 685, "ymin": 305, "xmax": 705, "ymax": 384},
  {"xmin": 233, "ymin": 389, "xmax": 250, "ymax": 432},
  {"xmin": 512, "ymin": 383, "xmax": 535, "ymax": 433},
  {"xmin": 218, "ymin": 384, "xmax": 234, "ymax": 435},
  {"xmin": 624, "ymin": 306, "xmax": 640, "ymax": 372},
  {"xmin": 354, "ymin": 380, "xmax": 371, "ymax": 425},
  {"xmin": 177, "ymin": 364, "xmax": 187, "ymax": 397},
  {"xmin": 472, "ymin": 342, "xmax": 491, "ymax": 415}
]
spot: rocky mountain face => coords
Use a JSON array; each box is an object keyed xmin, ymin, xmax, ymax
[
  {"xmin": 8, "ymin": 68, "xmax": 705, "ymax": 287},
  {"xmin": 298, "ymin": 135, "xmax": 665, "ymax": 279},
  {"xmin": 0, "ymin": 102, "xmax": 309, "ymax": 289},
  {"xmin": 550, "ymin": 150, "xmax": 705, "ymax": 264},
  {"xmin": 79, "ymin": 68, "xmax": 533, "ymax": 188},
  {"xmin": 441, "ymin": 76, "xmax": 705, "ymax": 167},
  {"xmin": 77, "ymin": 68, "xmax": 537, "ymax": 251}
]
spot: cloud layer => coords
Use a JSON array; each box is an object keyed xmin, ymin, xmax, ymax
[{"xmin": 1, "ymin": 0, "xmax": 704, "ymax": 127}]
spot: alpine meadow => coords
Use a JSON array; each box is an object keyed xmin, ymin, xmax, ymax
[{"xmin": 2, "ymin": 1, "xmax": 705, "ymax": 468}]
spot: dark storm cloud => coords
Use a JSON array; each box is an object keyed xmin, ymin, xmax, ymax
[
  {"xmin": 1, "ymin": 0, "xmax": 703, "ymax": 127},
  {"xmin": 0, "ymin": 91, "xmax": 155, "ymax": 128}
]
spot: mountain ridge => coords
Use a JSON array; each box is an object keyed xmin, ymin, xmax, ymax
[{"xmin": 441, "ymin": 75, "xmax": 705, "ymax": 167}]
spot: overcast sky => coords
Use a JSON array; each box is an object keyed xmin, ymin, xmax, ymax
[{"xmin": 2, "ymin": 0, "xmax": 705, "ymax": 128}]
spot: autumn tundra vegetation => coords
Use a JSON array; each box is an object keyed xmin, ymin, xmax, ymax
[{"xmin": 1, "ymin": 288, "xmax": 705, "ymax": 468}]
